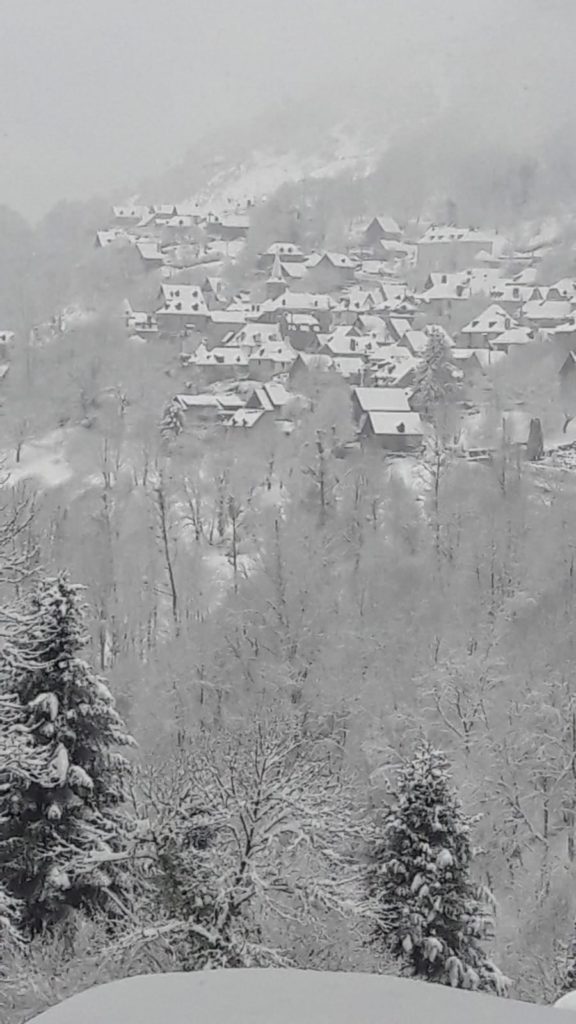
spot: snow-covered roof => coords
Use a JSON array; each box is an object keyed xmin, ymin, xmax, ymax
[
  {"xmin": 112, "ymin": 204, "xmax": 149, "ymax": 220},
  {"xmin": 523, "ymin": 300, "xmax": 572, "ymax": 322},
  {"xmin": 331, "ymin": 355, "xmax": 366, "ymax": 377},
  {"xmin": 491, "ymin": 327, "xmax": 536, "ymax": 348},
  {"xmin": 158, "ymin": 284, "xmax": 209, "ymax": 316},
  {"xmin": 96, "ymin": 228, "xmax": 133, "ymax": 247},
  {"xmin": 266, "ymin": 242, "xmax": 305, "ymax": 258},
  {"xmin": 353, "ymin": 386, "xmax": 411, "ymax": 413},
  {"xmin": 136, "ymin": 241, "xmax": 164, "ymax": 263},
  {"xmin": 461, "ymin": 305, "xmax": 517, "ymax": 335},
  {"xmin": 174, "ymin": 393, "xmax": 223, "ymax": 410},
  {"xmin": 231, "ymin": 323, "xmax": 282, "ymax": 349},
  {"xmin": 268, "ymin": 292, "xmax": 334, "ymax": 313},
  {"xmin": 364, "ymin": 411, "xmax": 424, "ymax": 437},
  {"xmin": 224, "ymin": 409, "xmax": 265, "ymax": 428},
  {"xmin": 190, "ymin": 345, "xmax": 249, "ymax": 368},
  {"xmin": 418, "ymin": 226, "xmax": 498, "ymax": 246},
  {"xmin": 367, "ymin": 215, "xmax": 401, "ymax": 235}
]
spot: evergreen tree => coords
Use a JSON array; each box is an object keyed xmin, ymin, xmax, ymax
[
  {"xmin": 411, "ymin": 328, "xmax": 461, "ymax": 437},
  {"xmin": 557, "ymin": 922, "xmax": 576, "ymax": 1000},
  {"xmin": 160, "ymin": 399, "xmax": 184, "ymax": 445},
  {"xmin": 0, "ymin": 573, "xmax": 136, "ymax": 934},
  {"xmin": 367, "ymin": 743, "xmax": 508, "ymax": 994}
]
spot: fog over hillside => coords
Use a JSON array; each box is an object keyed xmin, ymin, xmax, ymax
[{"xmin": 1, "ymin": 0, "xmax": 575, "ymax": 218}]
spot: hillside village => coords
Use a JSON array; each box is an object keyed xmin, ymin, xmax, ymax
[{"xmin": 3, "ymin": 196, "xmax": 573, "ymax": 465}]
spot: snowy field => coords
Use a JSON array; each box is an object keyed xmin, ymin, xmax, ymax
[{"xmin": 28, "ymin": 968, "xmax": 567, "ymax": 1024}]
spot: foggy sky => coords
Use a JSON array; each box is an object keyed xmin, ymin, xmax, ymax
[{"xmin": 0, "ymin": 0, "xmax": 574, "ymax": 220}]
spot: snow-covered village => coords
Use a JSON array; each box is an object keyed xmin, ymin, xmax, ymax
[{"xmin": 3, "ymin": 2, "xmax": 576, "ymax": 1023}]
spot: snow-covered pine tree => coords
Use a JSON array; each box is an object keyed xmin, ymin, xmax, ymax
[
  {"xmin": 0, "ymin": 573, "xmax": 136, "ymax": 934},
  {"xmin": 160, "ymin": 399, "xmax": 184, "ymax": 445},
  {"xmin": 557, "ymin": 922, "xmax": 576, "ymax": 1000},
  {"xmin": 367, "ymin": 742, "xmax": 508, "ymax": 994},
  {"xmin": 411, "ymin": 327, "xmax": 461, "ymax": 435}
]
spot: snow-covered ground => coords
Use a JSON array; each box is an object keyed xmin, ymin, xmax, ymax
[
  {"xmin": 28, "ymin": 967, "xmax": 563, "ymax": 1024},
  {"xmin": 185, "ymin": 130, "xmax": 385, "ymax": 216},
  {"xmin": 5, "ymin": 430, "xmax": 74, "ymax": 490}
]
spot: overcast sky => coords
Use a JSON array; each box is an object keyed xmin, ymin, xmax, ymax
[{"xmin": 0, "ymin": 0, "xmax": 574, "ymax": 220}]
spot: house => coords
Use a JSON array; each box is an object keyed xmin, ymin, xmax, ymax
[
  {"xmin": 229, "ymin": 323, "xmax": 283, "ymax": 351},
  {"xmin": 136, "ymin": 241, "xmax": 164, "ymax": 270},
  {"xmin": 306, "ymin": 252, "xmax": 358, "ymax": 292},
  {"xmin": 112, "ymin": 204, "xmax": 150, "ymax": 224},
  {"xmin": 459, "ymin": 304, "xmax": 518, "ymax": 348},
  {"xmin": 122, "ymin": 303, "xmax": 158, "ymax": 336},
  {"xmin": 289, "ymin": 352, "xmax": 335, "ymax": 386},
  {"xmin": 246, "ymin": 381, "xmax": 291, "ymax": 416},
  {"xmin": 173, "ymin": 393, "xmax": 225, "ymax": 424},
  {"xmin": 547, "ymin": 279, "xmax": 576, "ymax": 301},
  {"xmin": 489, "ymin": 280, "xmax": 545, "ymax": 311},
  {"xmin": 359, "ymin": 411, "xmax": 424, "ymax": 451},
  {"xmin": 187, "ymin": 344, "xmax": 250, "ymax": 382},
  {"xmin": 207, "ymin": 310, "xmax": 248, "ymax": 343},
  {"xmin": 264, "ymin": 292, "xmax": 334, "ymax": 331},
  {"xmin": 351, "ymin": 386, "xmax": 412, "ymax": 423},
  {"xmin": 247, "ymin": 339, "xmax": 297, "ymax": 380},
  {"xmin": 205, "ymin": 214, "xmax": 250, "ymax": 241},
  {"xmin": 333, "ymin": 288, "xmax": 376, "ymax": 325},
  {"xmin": 96, "ymin": 229, "xmax": 133, "ymax": 249},
  {"xmin": 156, "ymin": 284, "xmax": 210, "ymax": 333},
  {"xmin": 387, "ymin": 318, "xmax": 412, "ymax": 343},
  {"xmin": 402, "ymin": 330, "xmax": 430, "ymax": 357},
  {"xmin": 367, "ymin": 345, "xmax": 420, "ymax": 388},
  {"xmin": 201, "ymin": 277, "xmax": 227, "ymax": 310},
  {"xmin": 281, "ymin": 313, "xmax": 323, "ymax": 352},
  {"xmin": 259, "ymin": 242, "xmax": 306, "ymax": 271},
  {"xmin": 522, "ymin": 300, "xmax": 572, "ymax": 330},
  {"xmin": 418, "ymin": 274, "xmax": 471, "ymax": 318},
  {"xmin": 491, "ymin": 326, "xmax": 538, "ymax": 354},
  {"xmin": 330, "ymin": 356, "xmax": 367, "ymax": 383},
  {"xmin": 417, "ymin": 226, "xmax": 501, "ymax": 278},
  {"xmin": 364, "ymin": 216, "xmax": 402, "ymax": 246},
  {"xmin": 222, "ymin": 408, "xmax": 268, "ymax": 431}
]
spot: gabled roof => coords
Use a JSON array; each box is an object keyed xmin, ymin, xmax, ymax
[
  {"xmin": 137, "ymin": 241, "xmax": 164, "ymax": 263},
  {"xmin": 523, "ymin": 300, "xmax": 572, "ymax": 322},
  {"xmin": 158, "ymin": 284, "xmax": 209, "ymax": 316},
  {"xmin": 96, "ymin": 228, "xmax": 132, "ymax": 247},
  {"xmin": 191, "ymin": 345, "xmax": 250, "ymax": 368},
  {"xmin": 248, "ymin": 339, "xmax": 296, "ymax": 364},
  {"xmin": 174, "ymin": 393, "xmax": 223, "ymax": 410},
  {"xmin": 224, "ymin": 409, "xmax": 266, "ymax": 428},
  {"xmin": 112, "ymin": 204, "xmax": 150, "ymax": 220},
  {"xmin": 492, "ymin": 326, "xmax": 536, "ymax": 347},
  {"xmin": 266, "ymin": 242, "xmax": 305, "ymax": 258},
  {"xmin": 268, "ymin": 292, "xmax": 334, "ymax": 313},
  {"xmin": 418, "ymin": 226, "xmax": 498, "ymax": 245},
  {"xmin": 230, "ymin": 323, "xmax": 282, "ymax": 349},
  {"xmin": 461, "ymin": 304, "xmax": 517, "ymax": 334},
  {"xmin": 353, "ymin": 386, "xmax": 411, "ymax": 413},
  {"xmin": 363, "ymin": 411, "xmax": 424, "ymax": 437},
  {"xmin": 367, "ymin": 215, "xmax": 402, "ymax": 236}
]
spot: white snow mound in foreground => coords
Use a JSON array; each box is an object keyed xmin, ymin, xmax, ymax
[
  {"xmin": 555, "ymin": 991, "xmax": 576, "ymax": 1011},
  {"xmin": 28, "ymin": 968, "xmax": 563, "ymax": 1024}
]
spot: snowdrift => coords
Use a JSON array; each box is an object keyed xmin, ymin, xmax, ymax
[{"xmin": 28, "ymin": 968, "xmax": 564, "ymax": 1024}]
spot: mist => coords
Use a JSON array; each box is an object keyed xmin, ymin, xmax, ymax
[{"xmin": 0, "ymin": 0, "xmax": 575, "ymax": 219}]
